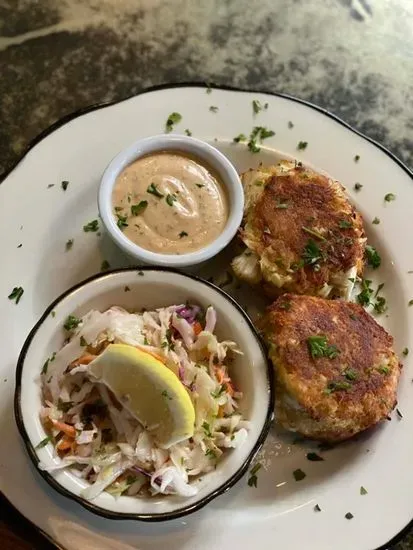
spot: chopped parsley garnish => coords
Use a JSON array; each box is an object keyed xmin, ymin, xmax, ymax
[
  {"xmin": 166, "ymin": 193, "xmax": 177, "ymax": 206},
  {"xmin": 372, "ymin": 217, "xmax": 380, "ymax": 225},
  {"xmin": 205, "ymin": 448, "xmax": 216, "ymax": 459},
  {"xmin": 17, "ymin": 244, "xmax": 22, "ymax": 248},
  {"xmin": 47, "ymin": 184, "xmax": 55, "ymax": 188},
  {"xmin": 384, "ymin": 193, "xmax": 396, "ymax": 202},
  {"xmin": 278, "ymin": 300, "xmax": 291, "ymax": 311},
  {"xmin": 354, "ymin": 182, "xmax": 363, "ymax": 191},
  {"xmin": 80, "ymin": 335, "xmax": 88, "ymax": 347},
  {"xmin": 58, "ymin": 399, "xmax": 73, "ymax": 412},
  {"xmin": 211, "ymin": 385, "xmax": 227, "ymax": 398},
  {"xmin": 124, "ymin": 286, "xmax": 131, "ymax": 292},
  {"xmin": 131, "ymin": 201, "xmax": 148, "ymax": 216},
  {"xmin": 65, "ymin": 238, "xmax": 74, "ymax": 251},
  {"xmin": 206, "ymin": 85, "xmax": 212, "ymax": 94},
  {"xmin": 343, "ymin": 368, "xmax": 358, "ymax": 381},
  {"xmin": 302, "ymin": 226, "xmax": 326, "ymax": 241},
  {"xmin": 288, "ymin": 121, "xmax": 294, "ymax": 129},
  {"xmin": 64, "ymin": 315, "xmax": 81, "ymax": 331},
  {"xmin": 100, "ymin": 260, "xmax": 110, "ymax": 271},
  {"xmin": 325, "ymin": 381, "xmax": 352, "ymax": 393},
  {"xmin": 252, "ymin": 99, "xmax": 268, "ymax": 114},
  {"xmin": 233, "ymin": 133, "xmax": 247, "ymax": 143},
  {"xmin": 35, "ymin": 436, "xmax": 52, "ymax": 449},
  {"xmin": 365, "ymin": 245, "xmax": 381, "ymax": 269},
  {"xmin": 202, "ymin": 421, "xmax": 213, "ymax": 437},
  {"xmin": 248, "ymin": 126, "xmax": 275, "ymax": 153},
  {"xmin": 297, "ymin": 141, "xmax": 308, "ymax": 150},
  {"xmin": 137, "ymin": 271, "xmax": 144, "ymax": 276},
  {"xmin": 408, "ymin": 299, "xmax": 413, "ymax": 306},
  {"xmin": 275, "ymin": 201, "xmax": 289, "ymax": 209},
  {"xmin": 161, "ymin": 390, "xmax": 172, "ymax": 400},
  {"xmin": 147, "ymin": 183, "xmax": 164, "ymax": 198},
  {"xmin": 116, "ymin": 214, "xmax": 128, "ymax": 230},
  {"xmin": 61, "ymin": 180, "xmax": 69, "ymax": 191},
  {"xmin": 302, "ymin": 239, "xmax": 324, "ymax": 267},
  {"xmin": 345, "ymin": 512, "xmax": 354, "ymax": 520},
  {"xmin": 209, "ymin": 106, "xmax": 219, "ymax": 113},
  {"xmin": 314, "ymin": 504, "xmax": 322, "ymax": 512},
  {"xmin": 377, "ymin": 365, "xmax": 390, "ymax": 375},
  {"xmin": 8, "ymin": 286, "xmax": 24, "ymax": 304},
  {"xmin": 293, "ymin": 468, "xmax": 306, "ymax": 481},
  {"xmin": 306, "ymin": 452, "xmax": 324, "ymax": 462},
  {"xmin": 247, "ymin": 463, "xmax": 262, "ymax": 487},
  {"xmin": 354, "ymin": 155, "xmax": 360, "ymax": 162},
  {"xmin": 83, "ymin": 219, "xmax": 99, "ymax": 232},
  {"xmin": 360, "ymin": 486, "xmax": 368, "ymax": 495},
  {"xmin": 373, "ymin": 296, "xmax": 387, "ymax": 314},
  {"xmin": 185, "ymin": 129, "xmax": 192, "ymax": 136},
  {"xmin": 41, "ymin": 358, "xmax": 50, "ymax": 374},
  {"xmin": 339, "ymin": 220, "xmax": 352, "ymax": 229},
  {"xmin": 403, "ymin": 347, "xmax": 409, "ymax": 356},
  {"xmin": 396, "ymin": 408, "xmax": 403, "ymax": 419},
  {"xmin": 179, "ymin": 231, "xmax": 188, "ymax": 238},
  {"xmin": 357, "ymin": 279, "xmax": 374, "ymax": 306},
  {"xmin": 307, "ymin": 335, "xmax": 340, "ymax": 359},
  {"xmin": 165, "ymin": 112, "xmax": 182, "ymax": 133},
  {"xmin": 196, "ymin": 183, "xmax": 204, "ymax": 188}
]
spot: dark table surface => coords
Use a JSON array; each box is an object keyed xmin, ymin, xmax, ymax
[{"xmin": 1, "ymin": 1, "xmax": 412, "ymax": 548}]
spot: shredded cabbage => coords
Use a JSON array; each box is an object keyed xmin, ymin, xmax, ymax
[{"xmin": 39, "ymin": 303, "xmax": 248, "ymax": 500}]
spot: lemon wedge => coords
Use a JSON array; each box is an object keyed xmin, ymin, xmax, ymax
[{"xmin": 88, "ymin": 343, "xmax": 195, "ymax": 448}]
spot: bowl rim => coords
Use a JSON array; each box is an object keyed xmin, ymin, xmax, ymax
[
  {"xmin": 98, "ymin": 134, "xmax": 244, "ymax": 267},
  {"xmin": 14, "ymin": 266, "xmax": 275, "ymax": 522}
]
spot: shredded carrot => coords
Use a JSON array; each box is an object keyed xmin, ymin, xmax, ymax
[
  {"xmin": 135, "ymin": 346, "xmax": 166, "ymax": 364},
  {"xmin": 56, "ymin": 436, "xmax": 73, "ymax": 451},
  {"xmin": 215, "ymin": 367, "xmax": 225, "ymax": 384},
  {"xmin": 193, "ymin": 321, "xmax": 203, "ymax": 336},
  {"xmin": 70, "ymin": 353, "xmax": 96, "ymax": 368},
  {"xmin": 51, "ymin": 419, "xmax": 76, "ymax": 438}
]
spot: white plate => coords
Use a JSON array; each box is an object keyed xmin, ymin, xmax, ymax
[{"xmin": 1, "ymin": 84, "xmax": 412, "ymax": 550}]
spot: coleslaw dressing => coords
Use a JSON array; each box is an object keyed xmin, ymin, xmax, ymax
[{"xmin": 112, "ymin": 151, "xmax": 229, "ymax": 254}]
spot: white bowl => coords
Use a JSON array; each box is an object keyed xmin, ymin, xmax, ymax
[
  {"xmin": 15, "ymin": 268, "xmax": 273, "ymax": 521},
  {"xmin": 98, "ymin": 135, "xmax": 244, "ymax": 267}
]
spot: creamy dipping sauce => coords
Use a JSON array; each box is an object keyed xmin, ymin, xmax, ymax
[{"xmin": 112, "ymin": 151, "xmax": 229, "ymax": 254}]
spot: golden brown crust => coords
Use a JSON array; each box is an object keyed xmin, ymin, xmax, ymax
[
  {"xmin": 262, "ymin": 294, "xmax": 401, "ymax": 441},
  {"xmin": 238, "ymin": 162, "xmax": 366, "ymax": 296}
]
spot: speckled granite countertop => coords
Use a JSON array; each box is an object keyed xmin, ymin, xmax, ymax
[{"xmin": 0, "ymin": 0, "xmax": 412, "ymax": 548}]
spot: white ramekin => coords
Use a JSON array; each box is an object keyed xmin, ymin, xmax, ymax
[{"xmin": 98, "ymin": 135, "xmax": 244, "ymax": 267}]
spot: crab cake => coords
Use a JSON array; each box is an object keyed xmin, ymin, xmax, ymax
[
  {"xmin": 261, "ymin": 294, "xmax": 401, "ymax": 442},
  {"xmin": 231, "ymin": 161, "xmax": 366, "ymax": 299}
]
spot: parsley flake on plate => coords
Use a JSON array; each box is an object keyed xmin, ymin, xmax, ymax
[
  {"xmin": 360, "ymin": 486, "xmax": 368, "ymax": 495},
  {"xmin": 65, "ymin": 238, "xmax": 74, "ymax": 251},
  {"xmin": 185, "ymin": 129, "xmax": 192, "ymax": 136},
  {"xmin": 345, "ymin": 512, "xmax": 354, "ymax": 520},
  {"xmin": 233, "ymin": 133, "xmax": 247, "ymax": 143},
  {"xmin": 293, "ymin": 468, "xmax": 306, "ymax": 481},
  {"xmin": 116, "ymin": 214, "xmax": 128, "ymax": 230},
  {"xmin": 8, "ymin": 286, "xmax": 24, "ymax": 304},
  {"xmin": 209, "ymin": 106, "xmax": 219, "ymax": 113},
  {"xmin": 83, "ymin": 219, "xmax": 99, "ymax": 232},
  {"xmin": 288, "ymin": 121, "xmax": 294, "ymax": 129},
  {"xmin": 354, "ymin": 155, "xmax": 360, "ymax": 162},
  {"xmin": 100, "ymin": 260, "xmax": 110, "ymax": 272},
  {"xmin": 365, "ymin": 245, "xmax": 381, "ymax": 269},
  {"xmin": 314, "ymin": 504, "xmax": 322, "ymax": 512},
  {"xmin": 306, "ymin": 452, "xmax": 324, "ymax": 462},
  {"xmin": 354, "ymin": 182, "xmax": 363, "ymax": 191},
  {"xmin": 384, "ymin": 193, "xmax": 396, "ymax": 202},
  {"xmin": 248, "ymin": 126, "xmax": 275, "ymax": 153},
  {"xmin": 297, "ymin": 141, "xmax": 308, "ymax": 150},
  {"xmin": 402, "ymin": 347, "xmax": 409, "ymax": 356},
  {"xmin": 247, "ymin": 463, "xmax": 262, "ymax": 487},
  {"xmin": 61, "ymin": 180, "xmax": 69, "ymax": 191},
  {"xmin": 166, "ymin": 194, "xmax": 177, "ymax": 206},
  {"xmin": 372, "ymin": 217, "xmax": 380, "ymax": 225},
  {"xmin": 165, "ymin": 112, "xmax": 182, "ymax": 133}
]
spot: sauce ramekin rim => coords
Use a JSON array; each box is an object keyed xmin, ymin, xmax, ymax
[{"xmin": 98, "ymin": 134, "xmax": 244, "ymax": 267}]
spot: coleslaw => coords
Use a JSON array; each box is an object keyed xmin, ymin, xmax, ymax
[{"xmin": 38, "ymin": 303, "xmax": 248, "ymax": 500}]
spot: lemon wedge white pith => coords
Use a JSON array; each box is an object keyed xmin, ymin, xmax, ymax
[{"xmin": 88, "ymin": 343, "xmax": 195, "ymax": 448}]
